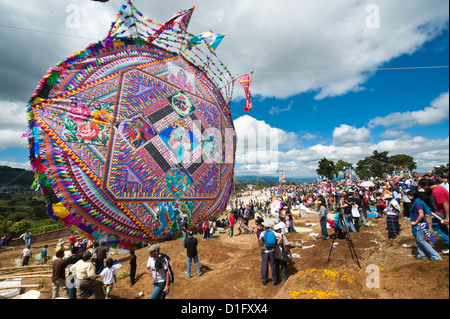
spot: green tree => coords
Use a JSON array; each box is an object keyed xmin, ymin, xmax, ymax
[
  {"xmin": 9, "ymin": 219, "xmax": 33, "ymax": 238},
  {"xmin": 316, "ymin": 158, "xmax": 338, "ymax": 180},
  {"xmin": 0, "ymin": 219, "xmax": 13, "ymax": 236},
  {"xmin": 389, "ymin": 154, "xmax": 417, "ymax": 171},
  {"xmin": 335, "ymin": 160, "xmax": 353, "ymax": 176},
  {"xmin": 356, "ymin": 150, "xmax": 391, "ymax": 179}
]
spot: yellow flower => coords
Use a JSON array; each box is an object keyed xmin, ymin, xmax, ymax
[{"xmin": 92, "ymin": 109, "xmax": 112, "ymax": 126}]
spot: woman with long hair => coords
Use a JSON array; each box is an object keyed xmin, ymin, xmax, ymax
[{"xmin": 407, "ymin": 190, "xmax": 442, "ymax": 261}]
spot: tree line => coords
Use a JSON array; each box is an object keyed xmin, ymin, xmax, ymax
[{"xmin": 316, "ymin": 150, "xmax": 417, "ymax": 180}]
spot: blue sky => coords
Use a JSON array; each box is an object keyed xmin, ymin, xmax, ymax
[
  {"xmin": 0, "ymin": 0, "xmax": 448, "ymax": 178},
  {"xmin": 234, "ymin": 31, "xmax": 449, "ymax": 146}
]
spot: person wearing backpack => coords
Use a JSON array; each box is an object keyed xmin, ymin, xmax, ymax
[
  {"xmin": 258, "ymin": 223, "xmax": 281, "ymax": 285},
  {"xmin": 407, "ymin": 190, "xmax": 442, "ymax": 261},
  {"xmin": 146, "ymin": 244, "xmax": 173, "ymax": 299}
]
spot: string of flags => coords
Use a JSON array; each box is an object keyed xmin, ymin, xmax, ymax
[{"xmin": 105, "ymin": 1, "xmax": 255, "ymax": 112}]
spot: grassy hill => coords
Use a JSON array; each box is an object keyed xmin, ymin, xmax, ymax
[{"xmin": 0, "ymin": 165, "xmax": 34, "ymax": 188}]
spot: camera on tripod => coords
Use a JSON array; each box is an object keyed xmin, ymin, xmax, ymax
[{"xmin": 327, "ymin": 195, "xmax": 361, "ymax": 269}]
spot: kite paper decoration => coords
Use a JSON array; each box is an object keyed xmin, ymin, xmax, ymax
[
  {"xmin": 235, "ymin": 69, "xmax": 254, "ymax": 112},
  {"xmin": 25, "ymin": 1, "xmax": 251, "ymax": 248},
  {"xmin": 187, "ymin": 31, "xmax": 226, "ymax": 52}
]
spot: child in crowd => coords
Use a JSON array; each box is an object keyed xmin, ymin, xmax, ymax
[{"xmin": 100, "ymin": 258, "xmax": 117, "ymax": 299}]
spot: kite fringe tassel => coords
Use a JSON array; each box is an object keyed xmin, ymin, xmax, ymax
[{"xmin": 24, "ymin": 0, "xmax": 249, "ymax": 245}]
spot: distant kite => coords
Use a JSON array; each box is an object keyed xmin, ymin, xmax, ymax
[{"xmin": 25, "ymin": 1, "xmax": 253, "ymax": 248}]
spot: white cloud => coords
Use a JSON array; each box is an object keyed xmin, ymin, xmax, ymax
[
  {"xmin": 234, "ymin": 115, "xmax": 448, "ymax": 176},
  {"xmin": 414, "ymin": 149, "xmax": 450, "ymax": 171},
  {"xmin": 369, "ymin": 92, "xmax": 449, "ymax": 129},
  {"xmin": 0, "ymin": 0, "xmax": 448, "ymax": 177},
  {"xmin": 0, "ymin": 100, "xmax": 28, "ymax": 151},
  {"xmin": 234, "ymin": 114, "xmax": 299, "ymax": 151},
  {"xmin": 332, "ymin": 124, "xmax": 371, "ymax": 145},
  {"xmin": 0, "ymin": 129, "xmax": 28, "ymax": 151},
  {"xmin": 0, "ymin": 159, "xmax": 30, "ymax": 170},
  {"xmin": 268, "ymin": 103, "xmax": 292, "ymax": 115},
  {"xmin": 375, "ymin": 136, "xmax": 449, "ymax": 155},
  {"xmin": 0, "ymin": 100, "xmax": 28, "ymax": 131},
  {"xmin": 0, "ymin": 0, "xmax": 448, "ymax": 101},
  {"xmin": 210, "ymin": 0, "xmax": 449, "ymax": 99}
]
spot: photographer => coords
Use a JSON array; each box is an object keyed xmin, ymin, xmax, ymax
[{"xmin": 340, "ymin": 192, "xmax": 356, "ymax": 232}]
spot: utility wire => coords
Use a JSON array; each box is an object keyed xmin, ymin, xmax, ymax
[
  {"xmin": 0, "ymin": 24, "xmax": 97, "ymax": 40},
  {"xmin": 1, "ymin": 24, "xmax": 448, "ymax": 76},
  {"xmin": 254, "ymin": 66, "xmax": 449, "ymax": 76},
  {"xmin": 0, "ymin": 170, "xmax": 30, "ymax": 191}
]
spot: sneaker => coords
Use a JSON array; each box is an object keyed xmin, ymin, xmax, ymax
[{"xmin": 441, "ymin": 249, "xmax": 449, "ymax": 254}]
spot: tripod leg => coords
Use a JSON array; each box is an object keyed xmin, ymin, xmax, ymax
[
  {"xmin": 327, "ymin": 236, "xmax": 337, "ymax": 262},
  {"xmin": 347, "ymin": 237, "xmax": 361, "ymax": 269},
  {"xmin": 347, "ymin": 238, "xmax": 355, "ymax": 259}
]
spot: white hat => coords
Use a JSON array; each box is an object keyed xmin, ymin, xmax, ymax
[{"xmin": 390, "ymin": 199, "xmax": 400, "ymax": 211}]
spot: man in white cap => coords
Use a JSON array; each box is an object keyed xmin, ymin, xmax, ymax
[{"xmin": 146, "ymin": 244, "xmax": 173, "ymax": 299}]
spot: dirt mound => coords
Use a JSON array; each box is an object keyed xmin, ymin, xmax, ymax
[{"xmin": 1, "ymin": 211, "xmax": 448, "ymax": 300}]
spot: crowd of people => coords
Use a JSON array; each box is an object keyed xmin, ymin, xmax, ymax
[
  {"xmin": 7, "ymin": 163, "xmax": 448, "ymax": 298},
  {"xmin": 52, "ymin": 162, "xmax": 450, "ymax": 295},
  {"xmin": 49, "ymin": 239, "xmax": 129, "ymax": 299},
  {"xmin": 226, "ymin": 163, "xmax": 449, "ymax": 285}
]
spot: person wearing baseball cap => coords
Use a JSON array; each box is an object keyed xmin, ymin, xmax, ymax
[{"xmin": 146, "ymin": 244, "xmax": 173, "ymax": 299}]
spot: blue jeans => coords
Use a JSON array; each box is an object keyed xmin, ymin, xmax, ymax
[
  {"xmin": 344, "ymin": 214, "xmax": 356, "ymax": 232},
  {"xmin": 95, "ymin": 259, "xmax": 104, "ymax": 275},
  {"xmin": 228, "ymin": 225, "xmax": 234, "ymax": 237},
  {"xmin": 432, "ymin": 214, "xmax": 449, "ymax": 247},
  {"xmin": 150, "ymin": 282, "xmax": 167, "ymax": 299},
  {"xmin": 320, "ymin": 218, "xmax": 329, "ymax": 239},
  {"xmin": 414, "ymin": 226, "xmax": 442, "ymax": 260},
  {"xmin": 186, "ymin": 255, "xmax": 202, "ymax": 278},
  {"xmin": 288, "ymin": 220, "xmax": 297, "ymax": 233}
]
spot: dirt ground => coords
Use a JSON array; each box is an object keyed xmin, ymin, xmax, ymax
[{"xmin": 1, "ymin": 210, "xmax": 448, "ymax": 300}]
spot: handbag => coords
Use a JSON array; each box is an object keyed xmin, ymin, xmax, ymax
[{"xmin": 351, "ymin": 206, "xmax": 360, "ymax": 218}]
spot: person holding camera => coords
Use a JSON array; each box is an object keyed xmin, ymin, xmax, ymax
[{"xmin": 340, "ymin": 193, "xmax": 356, "ymax": 232}]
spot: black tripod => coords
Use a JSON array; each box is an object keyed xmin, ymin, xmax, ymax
[{"xmin": 327, "ymin": 217, "xmax": 361, "ymax": 269}]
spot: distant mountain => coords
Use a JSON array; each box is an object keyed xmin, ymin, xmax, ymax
[
  {"xmin": 0, "ymin": 165, "xmax": 316, "ymax": 191},
  {"xmin": 234, "ymin": 176, "xmax": 277, "ymax": 190},
  {"xmin": 0, "ymin": 166, "xmax": 34, "ymax": 188},
  {"xmin": 233, "ymin": 175, "xmax": 314, "ymax": 190}
]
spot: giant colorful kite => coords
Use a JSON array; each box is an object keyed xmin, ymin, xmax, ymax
[{"xmin": 25, "ymin": 1, "xmax": 253, "ymax": 249}]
